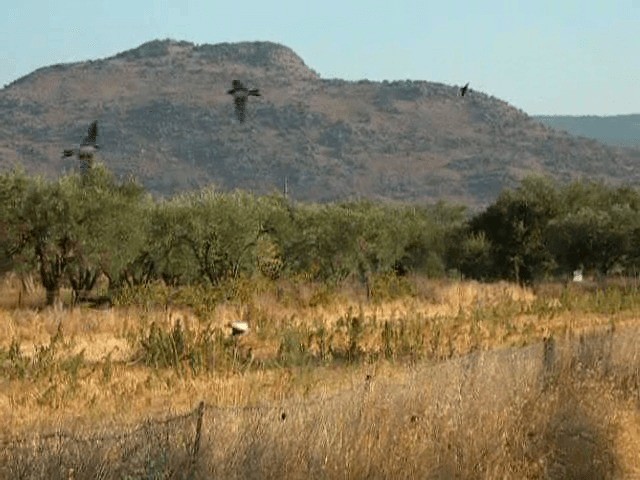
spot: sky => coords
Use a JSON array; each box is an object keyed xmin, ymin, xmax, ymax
[{"xmin": 1, "ymin": 0, "xmax": 638, "ymax": 116}]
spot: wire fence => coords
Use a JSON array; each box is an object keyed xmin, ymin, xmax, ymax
[
  {"xmin": 0, "ymin": 323, "xmax": 636, "ymax": 478},
  {"xmin": 0, "ymin": 403, "xmax": 204, "ymax": 478}
]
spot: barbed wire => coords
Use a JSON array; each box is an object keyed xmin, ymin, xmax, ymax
[{"xmin": 0, "ymin": 403, "xmax": 200, "ymax": 448}]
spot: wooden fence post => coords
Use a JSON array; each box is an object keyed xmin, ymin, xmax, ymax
[{"xmin": 188, "ymin": 401, "xmax": 205, "ymax": 479}]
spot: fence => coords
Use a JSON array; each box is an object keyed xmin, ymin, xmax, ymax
[
  {"xmin": 0, "ymin": 401, "xmax": 205, "ymax": 479},
  {"xmin": 0, "ymin": 386, "xmax": 370, "ymax": 479},
  {"xmin": 1, "ymin": 323, "xmax": 637, "ymax": 478}
]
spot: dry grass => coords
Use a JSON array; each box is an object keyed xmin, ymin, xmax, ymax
[{"xmin": 0, "ymin": 275, "xmax": 639, "ymax": 478}]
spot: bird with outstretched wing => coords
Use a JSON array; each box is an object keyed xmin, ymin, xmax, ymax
[
  {"xmin": 227, "ymin": 80, "xmax": 261, "ymax": 123},
  {"xmin": 82, "ymin": 120, "xmax": 98, "ymax": 147},
  {"xmin": 62, "ymin": 121, "xmax": 100, "ymax": 175},
  {"xmin": 62, "ymin": 121, "xmax": 99, "ymax": 157}
]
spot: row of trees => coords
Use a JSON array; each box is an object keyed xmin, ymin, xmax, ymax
[
  {"xmin": 0, "ymin": 165, "xmax": 462, "ymax": 304},
  {"xmin": 457, "ymin": 177, "xmax": 640, "ymax": 283},
  {"xmin": 2, "ymin": 166, "xmax": 640, "ymax": 304}
]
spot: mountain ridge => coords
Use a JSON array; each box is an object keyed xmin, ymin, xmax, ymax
[
  {"xmin": 1, "ymin": 39, "xmax": 639, "ymax": 207},
  {"xmin": 535, "ymin": 114, "xmax": 640, "ymax": 148}
]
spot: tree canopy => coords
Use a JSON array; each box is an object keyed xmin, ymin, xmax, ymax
[{"xmin": 2, "ymin": 165, "xmax": 640, "ymax": 304}]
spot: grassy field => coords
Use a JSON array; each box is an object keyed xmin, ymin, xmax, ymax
[{"xmin": 0, "ymin": 275, "xmax": 638, "ymax": 478}]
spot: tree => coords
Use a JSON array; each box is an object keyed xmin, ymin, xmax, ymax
[
  {"xmin": 469, "ymin": 176, "xmax": 560, "ymax": 283},
  {"xmin": 156, "ymin": 188, "xmax": 265, "ymax": 286},
  {"xmin": 396, "ymin": 202, "xmax": 466, "ymax": 276},
  {"xmin": 20, "ymin": 178, "xmax": 77, "ymax": 305},
  {"xmin": 547, "ymin": 205, "xmax": 636, "ymax": 276},
  {"xmin": 448, "ymin": 229, "xmax": 493, "ymax": 280},
  {"xmin": 0, "ymin": 169, "xmax": 32, "ymax": 276},
  {"xmin": 5, "ymin": 165, "xmax": 150, "ymax": 305},
  {"xmin": 284, "ymin": 201, "xmax": 403, "ymax": 282},
  {"xmin": 62, "ymin": 165, "xmax": 151, "ymax": 298}
]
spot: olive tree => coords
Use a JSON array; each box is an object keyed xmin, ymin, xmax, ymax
[
  {"xmin": 158, "ymin": 188, "xmax": 266, "ymax": 285},
  {"xmin": 62, "ymin": 165, "xmax": 151, "ymax": 298},
  {"xmin": 19, "ymin": 177, "xmax": 78, "ymax": 304},
  {"xmin": 0, "ymin": 169, "xmax": 32, "ymax": 276}
]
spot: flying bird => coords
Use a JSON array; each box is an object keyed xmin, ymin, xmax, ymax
[
  {"xmin": 459, "ymin": 82, "xmax": 470, "ymax": 97},
  {"xmin": 62, "ymin": 121, "xmax": 100, "ymax": 175},
  {"xmin": 227, "ymin": 80, "xmax": 261, "ymax": 123}
]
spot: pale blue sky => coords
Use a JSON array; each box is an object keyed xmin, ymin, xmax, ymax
[{"xmin": 2, "ymin": 0, "xmax": 638, "ymax": 115}]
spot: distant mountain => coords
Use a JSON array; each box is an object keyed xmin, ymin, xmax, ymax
[
  {"xmin": 1, "ymin": 39, "xmax": 639, "ymax": 207},
  {"xmin": 535, "ymin": 114, "xmax": 640, "ymax": 148}
]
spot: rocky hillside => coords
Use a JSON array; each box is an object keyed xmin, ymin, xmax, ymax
[{"xmin": 1, "ymin": 39, "xmax": 639, "ymax": 207}]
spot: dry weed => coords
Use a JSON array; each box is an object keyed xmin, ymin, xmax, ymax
[{"xmin": 0, "ymin": 277, "xmax": 639, "ymax": 477}]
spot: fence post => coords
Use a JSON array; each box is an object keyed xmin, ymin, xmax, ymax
[
  {"xmin": 188, "ymin": 401, "xmax": 205, "ymax": 479},
  {"xmin": 541, "ymin": 336, "xmax": 556, "ymax": 391}
]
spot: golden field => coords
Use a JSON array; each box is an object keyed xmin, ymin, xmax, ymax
[{"xmin": 0, "ymin": 275, "xmax": 639, "ymax": 478}]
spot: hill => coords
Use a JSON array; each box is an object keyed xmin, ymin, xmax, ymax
[
  {"xmin": 1, "ymin": 39, "xmax": 639, "ymax": 207},
  {"xmin": 535, "ymin": 114, "xmax": 640, "ymax": 148}
]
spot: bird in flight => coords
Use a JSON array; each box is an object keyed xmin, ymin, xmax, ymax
[
  {"xmin": 62, "ymin": 121, "xmax": 100, "ymax": 174},
  {"xmin": 459, "ymin": 82, "xmax": 470, "ymax": 97},
  {"xmin": 227, "ymin": 80, "xmax": 261, "ymax": 123}
]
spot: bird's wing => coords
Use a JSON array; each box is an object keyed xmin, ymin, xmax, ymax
[
  {"xmin": 248, "ymin": 88, "xmax": 261, "ymax": 97},
  {"xmin": 82, "ymin": 121, "xmax": 98, "ymax": 145},
  {"xmin": 62, "ymin": 149, "xmax": 75, "ymax": 157}
]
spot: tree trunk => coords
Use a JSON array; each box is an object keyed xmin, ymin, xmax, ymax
[
  {"xmin": 45, "ymin": 286, "xmax": 60, "ymax": 306},
  {"xmin": 37, "ymin": 248, "xmax": 65, "ymax": 307}
]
